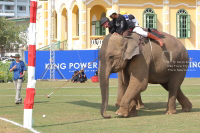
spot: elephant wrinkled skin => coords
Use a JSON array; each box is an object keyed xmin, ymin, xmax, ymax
[{"xmin": 98, "ymin": 33, "xmax": 192, "ymax": 118}]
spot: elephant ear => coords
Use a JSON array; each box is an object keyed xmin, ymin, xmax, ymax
[{"xmin": 123, "ymin": 37, "xmax": 140, "ymax": 60}]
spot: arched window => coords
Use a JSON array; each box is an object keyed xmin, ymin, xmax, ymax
[
  {"xmin": 92, "ymin": 12, "xmax": 106, "ymax": 36},
  {"xmin": 176, "ymin": 9, "xmax": 190, "ymax": 38},
  {"xmin": 143, "ymin": 8, "xmax": 157, "ymax": 29},
  {"xmin": 92, "ymin": 15, "xmax": 97, "ymax": 36}
]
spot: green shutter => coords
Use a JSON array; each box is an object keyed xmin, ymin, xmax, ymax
[
  {"xmin": 187, "ymin": 15, "xmax": 190, "ymax": 38},
  {"xmin": 176, "ymin": 14, "xmax": 180, "ymax": 38},
  {"xmin": 95, "ymin": 21, "xmax": 100, "ymax": 35},
  {"xmin": 153, "ymin": 14, "xmax": 157, "ymax": 29},
  {"xmin": 101, "ymin": 26, "xmax": 106, "ymax": 35}
]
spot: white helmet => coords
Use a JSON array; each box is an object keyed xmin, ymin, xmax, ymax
[{"xmin": 107, "ymin": 9, "xmax": 118, "ymax": 17}]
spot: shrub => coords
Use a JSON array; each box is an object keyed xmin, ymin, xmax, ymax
[{"xmin": 0, "ymin": 61, "xmax": 28, "ymax": 83}]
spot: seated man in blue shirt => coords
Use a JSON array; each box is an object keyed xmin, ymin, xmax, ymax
[{"xmin": 9, "ymin": 54, "xmax": 27, "ymax": 104}]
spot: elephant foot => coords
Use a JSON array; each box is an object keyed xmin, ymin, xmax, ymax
[
  {"xmin": 115, "ymin": 107, "xmax": 129, "ymax": 117},
  {"xmin": 166, "ymin": 109, "xmax": 177, "ymax": 115},
  {"xmin": 182, "ymin": 103, "xmax": 192, "ymax": 112},
  {"xmin": 140, "ymin": 104, "xmax": 145, "ymax": 108},
  {"xmin": 136, "ymin": 104, "xmax": 145, "ymax": 110},
  {"xmin": 136, "ymin": 106, "xmax": 140, "ymax": 110}
]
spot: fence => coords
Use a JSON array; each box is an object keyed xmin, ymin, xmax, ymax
[{"xmin": 37, "ymin": 40, "xmax": 68, "ymax": 50}]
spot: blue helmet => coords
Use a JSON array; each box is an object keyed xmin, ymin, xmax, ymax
[{"xmin": 123, "ymin": 14, "xmax": 129, "ymax": 21}]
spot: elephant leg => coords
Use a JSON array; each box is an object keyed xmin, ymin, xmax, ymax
[
  {"xmin": 177, "ymin": 88, "xmax": 192, "ymax": 112},
  {"xmin": 167, "ymin": 85, "xmax": 178, "ymax": 114},
  {"xmin": 116, "ymin": 76, "xmax": 148, "ymax": 117},
  {"xmin": 163, "ymin": 70, "xmax": 191, "ymax": 114},
  {"xmin": 161, "ymin": 83, "xmax": 170, "ymax": 112},
  {"xmin": 128, "ymin": 99, "xmax": 138, "ymax": 117},
  {"xmin": 136, "ymin": 93, "xmax": 144, "ymax": 110},
  {"xmin": 166, "ymin": 78, "xmax": 185, "ymax": 114},
  {"xmin": 116, "ymin": 70, "xmax": 129, "ymax": 107},
  {"xmin": 116, "ymin": 70, "xmax": 144, "ymax": 110}
]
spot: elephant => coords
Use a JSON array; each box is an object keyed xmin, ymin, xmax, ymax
[{"xmin": 98, "ymin": 33, "xmax": 192, "ymax": 118}]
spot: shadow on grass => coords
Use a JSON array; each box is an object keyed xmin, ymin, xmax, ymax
[
  {"xmin": 189, "ymin": 108, "xmax": 200, "ymax": 113},
  {"xmin": 0, "ymin": 105, "xmax": 17, "ymax": 108},
  {"xmin": 65, "ymin": 100, "xmax": 117, "ymax": 112},
  {"xmin": 34, "ymin": 101, "xmax": 50, "ymax": 104},
  {"xmin": 34, "ymin": 118, "xmax": 104, "ymax": 127},
  {"xmin": 65, "ymin": 100, "xmax": 199, "ymax": 116}
]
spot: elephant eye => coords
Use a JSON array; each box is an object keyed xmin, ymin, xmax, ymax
[{"xmin": 109, "ymin": 56, "xmax": 114, "ymax": 60}]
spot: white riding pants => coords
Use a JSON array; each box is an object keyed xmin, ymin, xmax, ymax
[
  {"xmin": 132, "ymin": 27, "xmax": 148, "ymax": 37},
  {"xmin": 14, "ymin": 79, "xmax": 22, "ymax": 102}
]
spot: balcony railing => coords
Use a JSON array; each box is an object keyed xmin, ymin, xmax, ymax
[
  {"xmin": 37, "ymin": 40, "xmax": 68, "ymax": 50},
  {"xmin": 4, "ymin": 10, "xmax": 14, "ymax": 13},
  {"xmin": 0, "ymin": 0, "xmax": 14, "ymax": 2},
  {"xmin": 90, "ymin": 36, "xmax": 105, "ymax": 47},
  {"xmin": 17, "ymin": 0, "xmax": 27, "ymax": 2},
  {"xmin": 90, "ymin": 39, "xmax": 103, "ymax": 46}
]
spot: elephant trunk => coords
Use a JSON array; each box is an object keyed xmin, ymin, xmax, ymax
[{"xmin": 99, "ymin": 62, "xmax": 111, "ymax": 118}]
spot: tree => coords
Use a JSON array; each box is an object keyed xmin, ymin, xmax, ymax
[{"xmin": 0, "ymin": 17, "xmax": 28, "ymax": 52}]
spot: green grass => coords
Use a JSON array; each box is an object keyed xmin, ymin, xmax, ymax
[{"xmin": 0, "ymin": 78, "xmax": 200, "ymax": 133}]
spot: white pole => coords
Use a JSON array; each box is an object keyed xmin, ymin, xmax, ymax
[{"xmin": 23, "ymin": 0, "xmax": 37, "ymax": 129}]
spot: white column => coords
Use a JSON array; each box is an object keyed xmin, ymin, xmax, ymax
[
  {"xmin": 26, "ymin": 0, "xmax": 29, "ymax": 17},
  {"xmin": 14, "ymin": 0, "xmax": 17, "ymax": 17},
  {"xmin": 86, "ymin": 7, "xmax": 90, "ymax": 49},
  {"xmin": 112, "ymin": 0, "xmax": 119, "ymax": 13},
  {"xmin": 78, "ymin": 0, "xmax": 86, "ymax": 49},
  {"xmin": 68, "ymin": 9, "xmax": 73, "ymax": 50},
  {"xmin": 163, "ymin": 0, "xmax": 170, "ymax": 34},
  {"xmin": 48, "ymin": 0, "xmax": 51, "ymax": 45},
  {"xmin": 57, "ymin": 12, "xmax": 61, "ymax": 42}
]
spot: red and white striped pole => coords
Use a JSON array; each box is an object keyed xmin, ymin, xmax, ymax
[{"xmin": 23, "ymin": 0, "xmax": 37, "ymax": 129}]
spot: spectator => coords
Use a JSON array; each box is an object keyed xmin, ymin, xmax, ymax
[
  {"xmin": 9, "ymin": 54, "xmax": 27, "ymax": 104},
  {"xmin": 71, "ymin": 70, "xmax": 79, "ymax": 83},
  {"xmin": 71, "ymin": 70, "xmax": 87, "ymax": 83},
  {"xmin": 94, "ymin": 70, "xmax": 98, "ymax": 76},
  {"xmin": 79, "ymin": 70, "xmax": 87, "ymax": 83}
]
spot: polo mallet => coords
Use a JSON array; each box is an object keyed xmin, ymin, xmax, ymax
[{"xmin": 46, "ymin": 57, "xmax": 99, "ymax": 98}]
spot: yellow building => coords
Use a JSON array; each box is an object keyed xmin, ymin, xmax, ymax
[{"xmin": 36, "ymin": 0, "xmax": 200, "ymax": 50}]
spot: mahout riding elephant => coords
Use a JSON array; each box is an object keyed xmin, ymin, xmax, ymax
[{"xmin": 98, "ymin": 33, "xmax": 192, "ymax": 118}]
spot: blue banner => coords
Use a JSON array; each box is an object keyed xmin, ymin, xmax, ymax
[
  {"xmin": 24, "ymin": 50, "xmax": 200, "ymax": 79},
  {"xmin": 186, "ymin": 50, "xmax": 200, "ymax": 78},
  {"xmin": 24, "ymin": 50, "xmax": 117, "ymax": 79}
]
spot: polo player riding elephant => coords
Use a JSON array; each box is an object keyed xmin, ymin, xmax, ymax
[{"xmin": 98, "ymin": 33, "xmax": 192, "ymax": 118}]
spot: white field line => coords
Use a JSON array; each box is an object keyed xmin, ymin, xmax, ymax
[
  {"xmin": 0, "ymin": 117, "xmax": 40, "ymax": 133},
  {"xmin": 1, "ymin": 94, "xmax": 200, "ymax": 97},
  {"xmin": 0, "ymin": 84, "xmax": 200, "ymax": 91}
]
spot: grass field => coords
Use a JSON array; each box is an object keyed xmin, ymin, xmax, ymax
[{"xmin": 0, "ymin": 78, "xmax": 200, "ymax": 133}]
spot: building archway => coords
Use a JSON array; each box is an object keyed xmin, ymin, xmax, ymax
[
  {"xmin": 72, "ymin": 5, "xmax": 79, "ymax": 37},
  {"xmin": 61, "ymin": 8, "xmax": 67, "ymax": 42},
  {"xmin": 90, "ymin": 5, "xmax": 106, "ymax": 36},
  {"xmin": 53, "ymin": 11, "xmax": 57, "ymax": 41}
]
